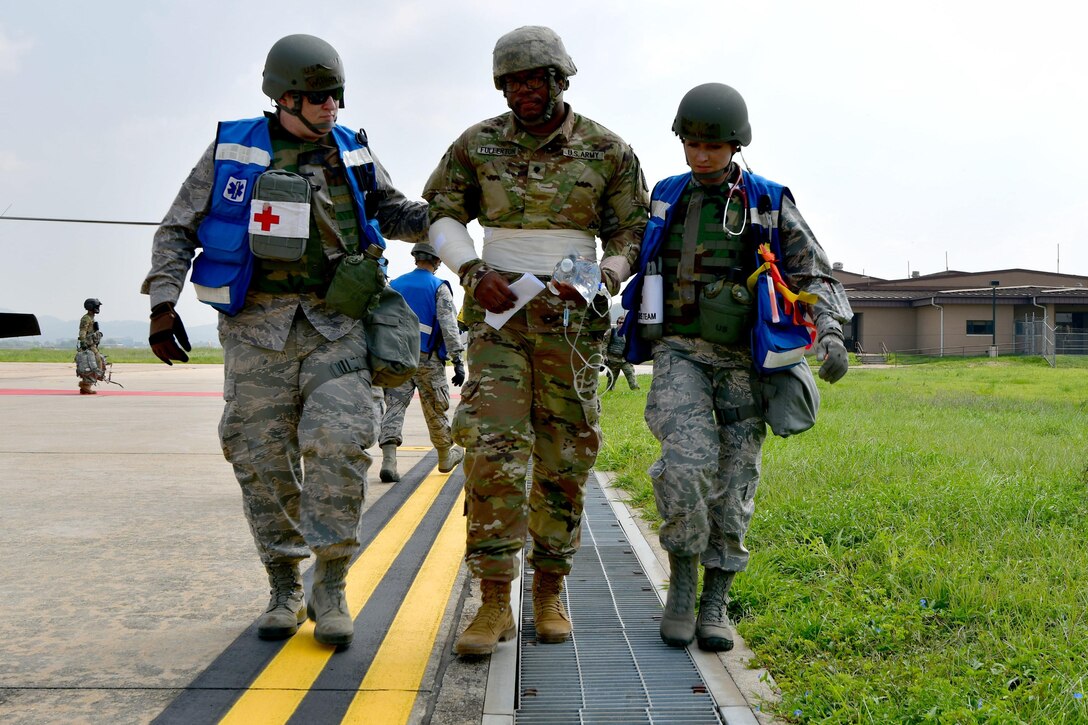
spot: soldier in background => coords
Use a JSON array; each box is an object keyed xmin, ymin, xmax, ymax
[
  {"xmin": 602, "ymin": 314, "xmax": 640, "ymax": 392},
  {"xmin": 378, "ymin": 242, "xmax": 465, "ymax": 483},
  {"xmin": 77, "ymin": 298, "xmax": 105, "ymax": 395},
  {"xmin": 141, "ymin": 34, "xmax": 427, "ymax": 649},
  {"xmin": 424, "ymin": 25, "xmax": 648, "ymax": 655},
  {"xmin": 622, "ymin": 83, "xmax": 851, "ymax": 652}
]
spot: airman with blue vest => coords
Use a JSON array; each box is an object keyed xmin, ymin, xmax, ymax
[
  {"xmin": 141, "ymin": 34, "xmax": 427, "ymax": 649},
  {"xmin": 621, "ymin": 83, "xmax": 852, "ymax": 652}
]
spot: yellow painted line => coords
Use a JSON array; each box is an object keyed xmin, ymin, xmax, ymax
[
  {"xmin": 218, "ymin": 467, "xmax": 453, "ymax": 725},
  {"xmin": 342, "ymin": 490, "xmax": 467, "ymax": 724}
]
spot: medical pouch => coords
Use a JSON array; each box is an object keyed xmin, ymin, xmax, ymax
[
  {"xmin": 326, "ymin": 254, "xmax": 385, "ymax": 320},
  {"xmin": 365, "ymin": 286, "xmax": 420, "ymax": 388},
  {"xmin": 699, "ymin": 278, "xmax": 752, "ymax": 345},
  {"xmin": 248, "ymin": 170, "xmax": 312, "ymax": 261},
  {"xmin": 751, "ymin": 271, "xmax": 813, "ymax": 373}
]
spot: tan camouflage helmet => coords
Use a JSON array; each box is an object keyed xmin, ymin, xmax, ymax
[
  {"xmin": 262, "ymin": 34, "xmax": 346, "ymax": 106},
  {"xmin": 493, "ymin": 26, "xmax": 577, "ymax": 90}
]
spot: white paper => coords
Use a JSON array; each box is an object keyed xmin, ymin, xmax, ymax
[{"xmin": 484, "ymin": 274, "xmax": 546, "ymax": 330}]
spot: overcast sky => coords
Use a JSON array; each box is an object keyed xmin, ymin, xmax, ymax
[{"xmin": 2, "ymin": 0, "xmax": 1086, "ymax": 330}]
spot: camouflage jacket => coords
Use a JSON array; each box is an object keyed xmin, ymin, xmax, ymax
[
  {"xmin": 141, "ymin": 114, "xmax": 428, "ymax": 351},
  {"xmin": 78, "ymin": 313, "xmax": 100, "ymax": 350},
  {"xmin": 423, "ymin": 105, "xmax": 649, "ymax": 278}
]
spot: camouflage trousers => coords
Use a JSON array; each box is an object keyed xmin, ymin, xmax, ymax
[
  {"xmin": 603, "ymin": 354, "xmax": 639, "ymax": 391},
  {"xmin": 378, "ymin": 354, "xmax": 453, "ymax": 450},
  {"xmin": 644, "ymin": 339, "xmax": 765, "ymax": 572},
  {"xmin": 453, "ymin": 318, "xmax": 603, "ymax": 582},
  {"xmin": 219, "ymin": 314, "xmax": 377, "ymax": 565}
]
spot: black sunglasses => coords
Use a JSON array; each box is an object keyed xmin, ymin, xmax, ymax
[{"xmin": 295, "ymin": 88, "xmax": 344, "ymax": 105}]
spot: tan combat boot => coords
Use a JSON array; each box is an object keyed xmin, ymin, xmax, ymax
[
  {"xmin": 696, "ymin": 568, "xmax": 736, "ymax": 652},
  {"xmin": 437, "ymin": 445, "xmax": 464, "ymax": 473},
  {"xmin": 379, "ymin": 443, "xmax": 400, "ymax": 483},
  {"xmin": 256, "ymin": 563, "xmax": 306, "ymax": 640},
  {"xmin": 532, "ymin": 570, "xmax": 572, "ymax": 643},
  {"xmin": 454, "ymin": 579, "xmax": 516, "ymax": 656},
  {"xmin": 308, "ymin": 557, "xmax": 354, "ymax": 647},
  {"xmin": 660, "ymin": 553, "xmax": 698, "ymax": 647}
]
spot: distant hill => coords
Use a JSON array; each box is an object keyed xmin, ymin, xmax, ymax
[{"xmin": 0, "ymin": 311, "xmax": 220, "ymax": 349}]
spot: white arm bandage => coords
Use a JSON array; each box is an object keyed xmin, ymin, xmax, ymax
[{"xmin": 430, "ymin": 217, "xmax": 479, "ymax": 274}]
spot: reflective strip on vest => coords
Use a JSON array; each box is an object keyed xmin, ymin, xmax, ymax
[
  {"xmin": 342, "ymin": 147, "xmax": 374, "ymax": 168},
  {"xmin": 215, "ymin": 143, "xmax": 271, "ymax": 167}
]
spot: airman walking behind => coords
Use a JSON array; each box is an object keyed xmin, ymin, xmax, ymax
[
  {"xmin": 377, "ymin": 242, "xmax": 466, "ymax": 482},
  {"xmin": 424, "ymin": 26, "xmax": 648, "ymax": 655},
  {"xmin": 141, "ymin": 34, "xmax": 428, "ymax": 649},
  {"xmin": 76, "ymin": 298, "xmax": 105, "ymax": 395},
  {"xmin": 622, "ymin": 83, "xmax": 851, "ymax": 651}
]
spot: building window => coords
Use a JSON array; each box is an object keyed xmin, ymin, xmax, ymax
[{"xmin": 966, "ymin": 320, "xmax": 993, "ymax": 335}]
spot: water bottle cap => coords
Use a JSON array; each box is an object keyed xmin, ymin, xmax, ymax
[{"xmin": 559, "ymin": 258, "xmax": 574, "ymax": 272}]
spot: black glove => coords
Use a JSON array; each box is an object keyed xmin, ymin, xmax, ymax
[
  {"xmin": 451, "ymin": 356, "xmax": 466, "ymax": 387},
  {"xmin": 815, "ymin": 332, "xmax": 848, "ymax": 383},
  {"xmin": 149, "ymin": 302, "xmax": 191, "ymax": 365}
]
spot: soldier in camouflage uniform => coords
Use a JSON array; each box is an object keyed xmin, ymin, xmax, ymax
[
  {"xmin": 141, "ymin": 35, "xmax": 427, "ymax": 649},
  {"xmin": 423, "ymin": 25, "xmax": 648, "ymax": 655},
  {"xmin": 77, "ymin": 298, "xmax": 105, "ymax": 395},
  {"xmin": 378, "ymin": 242, "xmax": 466, "ymax": 483},
  {"xmin": 622, "ymin": 83, "xmax": 852, "ymax": 652},
  {"xmin": 602, "ymin": 314, "xmax": 639, "ymax": 392}
]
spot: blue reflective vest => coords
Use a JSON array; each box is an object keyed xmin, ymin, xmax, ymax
[
  {"xmin": 191, "ymin": 117, "xmax": 383, "ymax": 315},
  {"xmin": 620, "ymin": 170, "xmax": 791, "ymax": 363},
  {"xmin": 390, "ymin": 268, "xmax": 451, "ymax": 359}
]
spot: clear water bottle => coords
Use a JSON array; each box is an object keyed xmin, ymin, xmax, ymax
[{"xmin": 550, "ymin": 255, "xmax": 601, "ymax": 303}]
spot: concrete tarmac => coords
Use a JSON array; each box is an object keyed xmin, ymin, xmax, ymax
[{"xmin": 0, "ymin": 362, "xmax": 777, "ymax": 724}]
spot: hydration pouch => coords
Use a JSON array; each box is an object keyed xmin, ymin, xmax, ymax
[
  {"xmin": 326, "ymin": 253, "xmax": 385, "ymax": 320},
  {"xmin": 699, "ymin": 278, "xmax": 753, "ymax": 345},
  {"xmin": 248, "ymin": 170, "xmax": 311, "ymax": 261}
]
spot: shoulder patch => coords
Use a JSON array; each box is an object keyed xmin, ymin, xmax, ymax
[
  {"xmin": 562, "ymin": 149, "xmax": 606, "ymax": 161},
  {"xmin": 476, "ymin": 145, "xmax": 518, "ymax": 156}
]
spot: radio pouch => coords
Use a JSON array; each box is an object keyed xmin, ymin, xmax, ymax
[{"xmin": 248, "ymin": 170, "xmax": 311, "ymax": 261}]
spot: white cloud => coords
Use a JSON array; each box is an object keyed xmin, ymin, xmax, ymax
[{"xmin": 0, "ymin": 25, "xmax": 33, "ymax": 74}]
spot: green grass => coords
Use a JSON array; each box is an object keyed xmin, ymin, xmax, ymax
[
  {"xmin": 598, "ymin": 356, "xmax": 1088, "ymax": 723},
  {"xmin": 0, "ymin": 347, "xmax": 224, "ymax": 364}
]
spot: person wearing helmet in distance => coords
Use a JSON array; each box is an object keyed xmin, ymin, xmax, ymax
[
  {"xmin": 423, "ymin": 26, "xmax": 649, "ymax": 655},
  {"xmin": 141, "ymin": 34, "xmax": 428, "ymax": 649},
  {"xmin": 77, "ymin": 298, "xmax": 105, "ymax": 394},
  {"xmin": 376, "ymin": 242, "xmax": 465, "ymax": 484},
  {"xmin": 620, "ymin": 83, "xmax": 852, "ymax": 652}
]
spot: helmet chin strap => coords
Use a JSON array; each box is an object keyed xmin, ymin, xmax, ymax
[
  {"xmin": 276, "ymin": 98, "xmax": 333, "ymax": 137},
  {"xmin": 510, "ymin": 74, "xmax": 564, "ymax": 125}
]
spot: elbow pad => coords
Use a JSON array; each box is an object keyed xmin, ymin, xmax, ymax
[{"xmin": 430, "ymin": 217, "xmax": 478, "ymax": 275}]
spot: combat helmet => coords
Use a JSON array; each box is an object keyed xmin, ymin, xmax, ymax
[
  {"xmin": 493, "ymin": 26, "xmax": 577, "ymax": 90},
  {"xmin": 411, "ymin": 242, "xmax": 439, "ymax": 260},
  {"xmin": 672, "ymin": 83, "xmax": 752, "ymax": 146},
  {"xmin": 262, "ymin": 34, "xmax": 345, "ymax": 107},
  {"xmin": 83, "ymin": 298, "xmax": 102, "ymax": 313}
]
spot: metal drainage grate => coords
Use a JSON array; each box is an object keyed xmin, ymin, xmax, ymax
[{"xmin": 516, "ymin": 472, "xmax": 722, "ymax": 724}]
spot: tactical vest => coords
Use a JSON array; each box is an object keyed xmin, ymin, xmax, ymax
[
  {"xmin": 192, "ymin": 118, "xmax": 380, "ymax": 315},
  {"xmin": 390, "ymin": 269, "xmax": 451, "ymax": 360},
  {"xmin": 620, "ymin": 170, "xmax": 791, "ymax": 363},
  {"xmin": 658, "ymin": 181, "xmax": 753, "ymax": 335}
]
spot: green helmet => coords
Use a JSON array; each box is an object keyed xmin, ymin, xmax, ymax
[
  {"xmin": 672, "ymin": 83, "xmax": 752, "ymax": 146},
  {"xmin": 492, "ymin": 26, "xmax": 577, "ymax": 90},
  {"xmin": 411, "ymin": 242, "xmax": 439, "ymax": 259},
  {"xmin": 262, "ymin": 34, "xmax": 345, "ymax": 103}
]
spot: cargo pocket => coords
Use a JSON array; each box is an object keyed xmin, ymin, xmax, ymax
[{"xmin": 451, "ymin": 378, "xmax": 481, "ymax": 448}]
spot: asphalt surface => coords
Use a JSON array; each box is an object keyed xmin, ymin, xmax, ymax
[{"xmin": 0, "ymin": 362, "xmax": 778, "ymax": 725}]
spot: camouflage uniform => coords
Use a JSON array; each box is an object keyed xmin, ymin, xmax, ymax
[
  {"xmin": 142, "ymin": 113, "xmax": 427, "ymax": 564},
  {"xmin": 379, "ymin": 277, "xmax": 464, "ymax": 450},
  {"xmin": 77, "ymin": 312, "xmax": 105, "ymax": 391},
  {"xmin": 424, "ymin": 108, "xmax": 648, "ymax": 581},
  {"xmin": 644, "ymin": 166, "xmax": 852, "ymax": 571}
]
